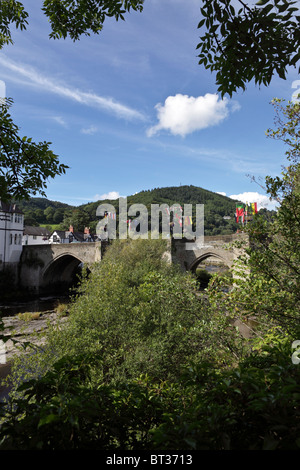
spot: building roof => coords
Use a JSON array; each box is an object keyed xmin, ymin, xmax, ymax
[
  {"xmin": 24, "ymin": 226, "xmax": 51, "ymax": 236},
  {"xmin": 50, "ymin": 230, "xmax": 67, "ymax": 238},
  {"xmin": 50, "ymin": 229, "xmax": 95, "ymax": 242},
  {"xmin": 71, "ymin": 232, "xmax": 85, "ymax": 242},
  {"xmin": 0, "ymin": 201, "xmax": 23, "ymax": 214}
]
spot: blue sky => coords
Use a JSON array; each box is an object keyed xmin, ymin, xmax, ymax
[{"xmin": 0, "ymin": 0, "xmax": 299, "ymax": 210}]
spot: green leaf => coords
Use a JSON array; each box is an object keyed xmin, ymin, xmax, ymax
[
  {"xmin": 256, "ymin": 0, "xmax": 270, "ymax": 5},
  {"xmin": 38, "ymin": 413, "xmax": 60, "ymax": 428}
]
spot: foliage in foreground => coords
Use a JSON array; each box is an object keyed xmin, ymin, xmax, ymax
[
  {"xmin": 207, "ymin": 100, "xmax": 300, "ymax": 340},
  {"xmin": 0, "ymin": 233, "xmax": 299, "ymax": 450},
  {"xmin": 198, "ymin": 0, "xmax": 300, "ymax": 97},
  {"xmin": 5, "ymin": 238, "xmax": 234, "ymax": 389},
  {"xmin": 0, "ymin": 99, "xmax": 68, "ymax": 201},
  {"xmin": 0, "ymin": 342, "xmax": 299, "ymax": 450}
]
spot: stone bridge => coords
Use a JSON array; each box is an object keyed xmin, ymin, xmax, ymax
[
  {"xmin": 18, "ymin": 234, "xmax": 248, "ymax": 295},
  {"xmin": 19, "ymin": 241, "xmax": 103, "ymax": 295},
  {"xmin": 171, "ymin": 233, "xmax": 248, "ymax": 273}
]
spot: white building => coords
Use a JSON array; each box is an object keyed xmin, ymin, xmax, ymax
[
  {"xmin": 48, "ymin": 229, "xmax": 70, "ymax": 244},
  {"xmin": 0, "ymin": 201, "xmax": 24, "ymax": 269},
  {"xmin": 49, "ymin": 226, "xmax": 95, "ymax": 244},
  {"xmin": 23, "ymin": 226, "xmax": 50, "ymax": 245}
]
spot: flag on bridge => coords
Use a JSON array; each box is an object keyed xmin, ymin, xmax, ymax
[
  {"xmin": 250, "ymin": 202, "xmax": 258, "ymax": 214},
  {"xmin": 235, "ymin": 203, "xmax": 244, "ymax": 223},
  {"xmin": 245, "ymin": 202, "xmax": 258, "ymax": 216},
  {"xmin": 175, "ymin": 213, "xmax": 182, "ymax": 227}
]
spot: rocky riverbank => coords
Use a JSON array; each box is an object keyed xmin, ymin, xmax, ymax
[
  {"xmin": 0, "ymin": 310, "xmax": 68, "ymax": 401},
  {"xmin": 1, "ymin": 310, "xmax": 68, "ymax": 362}
]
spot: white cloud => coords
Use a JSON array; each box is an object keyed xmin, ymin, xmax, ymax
[
  {"xmin": 228, "ymin": 191, "xmax": 278, "ymax": 210},
  {"xmin": 52, "ymin": 116, "xmax": 67, "ymax": 127},
  {"xmin": 0, "ymin": 54, "xmax": 146, "ymax": 121},
  {"xmin": 80, "ymin": 125, "xmax": 98, "ymax": 135},
  {"xmin": 147, "ymin": 93, "xmax": 239, "ymax": 137},
  {"xmin": 94, "ymin": 191, "xmax": 123, "ymax": 201},
  {"xmin": 0, "ymin": 79, "xmax": 6, "ymax": 99}
]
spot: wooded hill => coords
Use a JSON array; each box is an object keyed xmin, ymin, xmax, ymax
[{"xmin": 16, "ymin": 185, "xmax": 244, "ymax": 235}]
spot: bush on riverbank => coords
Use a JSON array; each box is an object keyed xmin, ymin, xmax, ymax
[
  {"xmin": 1, "ymin": 234, "xmax": 299, "ymax": 450},
  {"xmin": 0, "ymin": 238, "xmax": 239, "ymax": 446},
  {"xmin": 7, "ymin": 239, "xmax": 234, "ymax": 383}
]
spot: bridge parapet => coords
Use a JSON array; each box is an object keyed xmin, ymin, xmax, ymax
[
  {"xmin": 19, "ymin": 241, "xmax": 103, "ymax": 294},
  {"xmin": 17, "ymin": 235, "xmax": 248, "ymax": 295},
  {"xmin": 171, "ymin": 233, "xmax": 248, "ymax": 272}
]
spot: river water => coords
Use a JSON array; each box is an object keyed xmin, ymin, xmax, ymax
[
  {"xmin": 0, "ymin": 294, "xmax": 73, "ymax": 402},
  {"xmin": 0, "ymin": 295, "xmax": 71, "ymax": 317}
]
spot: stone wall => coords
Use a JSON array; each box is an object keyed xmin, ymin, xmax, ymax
[
  {"xmin": 171, "ymin": 233, "xmax": 248, "ymax": 272},
  {"xmin": 19, "ymin": 241, "xmax": 102, "ymax": 294}
]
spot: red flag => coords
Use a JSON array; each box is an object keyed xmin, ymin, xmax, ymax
[{"xmin": 236, "ymin": 204, "xmax": 244, "ymax": 223}]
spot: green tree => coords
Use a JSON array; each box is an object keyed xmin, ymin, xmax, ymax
[
  {"xmin": 0, "ymin": 0, "xmax": 144, "ymax": 46},
  {"xmin": 34, "ymin": 208, "xmax": 45, "ymax": 223},
  {"xmin": 59, "ymin": 208, "xmax": 91, "ymax": 232},
  {"xmin": 23, "ymin": 209, "xmax": 38, "ymax": 226},
  {"xmin": 208, "ymin": 99, "xmax": 300, "ymax": 339},
  {"xmin": 0, "ymin": 0, "xmax": 143, "ymax": 201},
  {"xmin": 0, "ymin": 0, "xmax": 28, "ymax": 48},
  {"xmin": 44, "ymin": 206, "xmax": 55, "ymax": 223},
  {"xmin": 0, "ymin": 99, "xmax": 68, "ymax": 201},
  {"xmin": 197, "ymin": 0, "xmax": 300, "ymax": 96},
  {"xmin": 42, "ymin": 0, "xmax": 144, "ymax": 41},
  {"xmin": 52, "ymin": 208, "xmax": 65, "ymax": 224}
]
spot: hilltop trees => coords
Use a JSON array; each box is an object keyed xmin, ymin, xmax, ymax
[
  {"xmin": 15, "ymin": 185, "xmax": 241, "ymax": 235},
  {"xmin": 59, "ymin": 208, "xmax": 91, "ymax": 232},
  {"xmin": 0, "ymin": 0, "xmax": 299, "ymax": 450},
  {"xmin": 15, "ymin": 198, "xmax": 71, "ymax": 226}
]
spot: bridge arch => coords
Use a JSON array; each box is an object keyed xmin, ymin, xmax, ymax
[
  {"xmin": 41, "ymin": 253, "xmax": 90, "ymax": 294},
  {"xmin": 189, "ymin": 252, "xmax": 230, "ymax": 274}
]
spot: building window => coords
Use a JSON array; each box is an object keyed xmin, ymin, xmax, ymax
[
  {"xmin": 33, "ymin": 235, "xmax": 37, "ymax": 240},
  {"xmin": 9, "ymin": 234, "xmax": 13, "ymax": 245},
  {"xmin": 18, "ymin": 234, "xmax": 22, "ymax": 245},
  {"xmin": 14, "ymin": 234, "xmax": 17, "ymax": 244}
]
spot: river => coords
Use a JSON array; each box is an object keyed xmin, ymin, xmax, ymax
[
  {"xmin": 0, "ymin": 295, "xmax": 71, "ymax": 317},
  {"xmin": 0, "ymin": 294, "xmax": 71, "ymax": 401}
]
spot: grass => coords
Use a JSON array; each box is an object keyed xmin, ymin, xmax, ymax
[
  {"xmin": 16, "ymin": 312, "xmax": 41, "ymax": 322},
  {"xmin": 39, "ymin": 224, "xmax": 61, "ymax": 231},
  {"xmin": 55, "ymin": 302, "xmax": 69, "ymax": 316}
]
